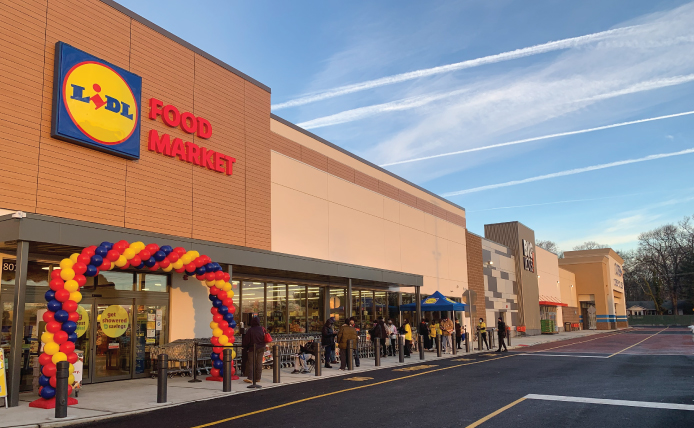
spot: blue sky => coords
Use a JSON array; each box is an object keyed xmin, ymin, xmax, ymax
[{"xmin": 116, "ymin": 0, "xmax": 694, "ymax": 252}]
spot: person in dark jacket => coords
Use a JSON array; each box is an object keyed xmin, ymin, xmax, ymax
[
  {"xmin": 455, "ymin": 320, "xmax": 463, "ymax": 349},
  {"xmin": 496, "ymin": 317, "xmax": 508, "ymax": 352},
  {"xmin": 321, "ymin": 317, "xmax": 337, "ymax": 368},
  {"xmin": 242, "ymin": 316, "xmax": 266, "ymax": 383},
  {"xmin": 376, "ymin": 318, "xmax": 388, "ymax": 357},
  {"xmin": 419, "ymin": 319, "xmax": 431, "ymax": 351}
]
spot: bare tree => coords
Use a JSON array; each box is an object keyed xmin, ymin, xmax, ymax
[
  {"xmin": 572, "ymin": 241, "xmax": 609, "ymax": 251},
  {"xmin": 536, "ymin": 240, "xmax": 561, "ymax": 257}
]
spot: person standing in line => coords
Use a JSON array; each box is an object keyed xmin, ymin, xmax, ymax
[
  {"xmin": 441, "ymin": 317, "xmax": 454, "ymax": 354},
  {"xmin": 350, "ymin": 317, "xmax": 361, "ymax": 367},
  {"xmin": 478, "ymin": 318, "xmax": 489, "ymax": 351},
  {"xmin": 403, "ymin": 319, "xmax": 412, "ymax": 357},
  {"xmin": 455, "ymin": 319, "xmax": 463, "ymax": 349},
  {"xmin": 376, "ymin": 318, "xmax": 389, "ymax": 357},
  {"xmin": 387, "ymin": 319, "xmax": 398, "ymax": 356},
  {"xmin": 496, "ymin": 317, "xmax": 508, "ymax": 352},
  {"xmin": 242, "ymin": 316, "xmax": 266, "ymax": 383},
  {"xmin": 322, "ymin": 317, "xmax": 337, "ymax": 368},
  {"xmin": 429, "ymin": 319, "xmax": 439, "ymax": 351},
  {"xmin": 337, "ymin": 319, "xmax": 358, "ymax": 370},
  {"xmin": 419, "ymin": 318, "xmax": 430, "ymax": 351}
]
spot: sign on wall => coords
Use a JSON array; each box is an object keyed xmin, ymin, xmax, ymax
[
  {"xmin": 51, "ymin": 42, "xmax": 142, "ymax": 159},
  {"xmin": 522, "ymin": 239, "xmax": 535, "ymax": 272}
]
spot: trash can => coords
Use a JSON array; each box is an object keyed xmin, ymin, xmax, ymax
[{"xmin": 564, "ymin": 322, "xmax": 571, "ymax": 332}]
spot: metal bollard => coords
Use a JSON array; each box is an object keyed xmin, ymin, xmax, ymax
[
  {"xmin": 54, "ymin": 361, "xmax": 69, "ymax": 418},
  {"xmin": 436, "ymin": 333, "xmax": 442, "ymax": 357},
  {"xmin": 477, "ymin": 327, "xmax": 482, "ymax": 351},
  {"xmin": 507, "ymin": 327, "xmax": 511, "ymax": 346},
  {"xmin": 314, "ymin": 340, "xmax": 322, "ymax": 376},
  {"xmin": 157, "ymin": 354, "xmax": 168, "ymax": 403},
  {"xmin": 223, "ymin": 348, "xmax": 232, "ymax": 392},
  {"xmin": 465, "ymin": 327, "xmax": 470, "ymax": 353},
  {"xmin": 273, "ymin": 345, "xmax": 280, "ymax": 383},
  {"xmin": 347, "ymin": 340, "xmax": 354, "ymax": 370},
  {"xmin": 189, "ymin": 341, "xmax": 202, "ymax": 383},
  {"xmin": 452, "ymin": 335, "xmax": 458, "ymax": 355},
  {"xmin": 418, "ymin": 335, "xmax": 425, "ymax": 360},
  {"xmin": 398, "ymin": 336, "xmax": 405, "ymax": 363},
  {"xmin": 374, "ymin": 338, "xmax": 381, "ymax": 366},
  {"xmin": 489, "ymin": 328, "xmax": 495, "ymax": 349}
]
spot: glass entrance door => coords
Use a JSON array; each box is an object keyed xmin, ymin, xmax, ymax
[{"xmin": 93, "ymin": 300, "xmax": 133, "ymax": 382}]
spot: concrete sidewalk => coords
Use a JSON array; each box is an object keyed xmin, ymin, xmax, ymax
[{"xmin": 0, "ymin": 329, "xmax": 608, "ymax": 428}]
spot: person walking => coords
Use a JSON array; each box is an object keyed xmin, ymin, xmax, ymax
[
  {"xmin": 322, "ymin": 317, "xmax": 337, "ymax": 368},
  {"xmin": 441, "ymin": 317, "xmax": 454, "ymax": 354},
  {"xmin": 350, "ymin": 317, "xmax": 361, "ymax": 367},
  {"xmin": 387, "ymin": 319, "xmax": 398, "ymax": 356},
  {"xmin": 429, "ymin": 319, "xmax": 439, "ymax": 351},
  {"xmin": 337, "ymin": 319, "xmax": 358, "ymax": 370},
  {"xmin": 455, "ymin": 319, "xmax": 463, "ymax": 349},
  {"xmin": 403, "ymin": 319, "xmax": 412, "ymax": 357},
  {"xmin": 242, "ymin": 316, "xmax": 266, "ymax": 383},
  {"xmin": 419, "ymin": 318, "xmax": 431, "ymax": 351},
  {"xmin": 478, "ymin": 318, "xmax": 489, "ymax": 351},
  {"xmin": 496, "ymin": 317, "xmax": 508, "ymax": 352}
]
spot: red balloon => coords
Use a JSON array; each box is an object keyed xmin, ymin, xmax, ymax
[
  {"xmin": 194, "ymin": 257, "xmax": 205, "ymax": 268},
  {"xmin": 74, "ymin": 274, "xmax": 87, "ymax": 287},
  {"xmin": 219, "ymin": 321, "xmax": 228, "ymax": 329},
  {"xmin": 148, "ymin": 263, "xmax": 160, "ymax": 271},
  {"xmin": 230, "ymin": 366, "xmax": 236, "ymax": 375},
  {"xmin": 106, "ymin": 250, "xmax": 120, "ymax": 262},
  {"xmin": 131, "ymin": 255, "xmax": 142, "ymax": 266},
  {"xmin": 213, "ymin": 314, "xmax": 223, "ymax": 323},
  {"xmin": 72, "ymin": 262, "xmax": 87, "ymax": 275},
  {"xmin": 210, "ymin": 307, "xmax": 219, "ymax": 315},
  {"xmin": 209, "ymin": 286, "xmax": 219, "ymax": 296},
  {"xmin": 81, "ymin": 246, "xmax": 96, "ymax": 257},
  {"xmin": 38, "ymin": 353, "xmax": 53, "ymax": 366},
  {"xmin": 43, "ymin": 311, "xmax": 55, "ymax": 323},
  {"xmin": 145, "ymin": 243, "xmax": 159, "ymax": 253},
  {"xmin": 159, "ymin": 258, "xmax": 170, "ymax": 268},
  {"xmin": 229, "ymin": 305, "xmax": 236, "ymax": 314},
  {"xmin": 205, "ymin": 272, "xmax": 215, "ymax": 281},
  {"xmin": 217, "ymin": 291, "xmax": 227, "ymax": 301},
  {"xmin": 77, "ymin": 254, "xmax": 91, "ymax": 265},
  {"xmin": 116, "ymin": 240, "xmax": 130, "ymax": 248},
  {"xmin": 46, "ymin": 321, "xmax": 62, "ymax": 333},
  {"xmin": 167, "ymin": 252, "xmax": 179, "ymax": 263},
  {"xmin": 202, "ymin": 255, "xmax": 211, "ymax": 264},
  {"xmin": 228, "ymin": 335, "xmax": 236, "ymax": 344},
  {"xmin": 67, "ymin": 385, "xmax": 74, "ymax": 396},
  {"xmin": 120, "ymin": 261, "xmax": 131, "ymax": 269},
  {"xmin": 68, "ymin": 311, "xmax": 79, "ymax": 322},
  {"xmin": 50, "ymin": 270, "xmax": 62, "ymax": 280},
  {"xmin": 55, "ymin": 289, "xmax": 70, "ymax": 303},
  {"xmin": 175, "ymin": 267, "xmax": 186, "ymax": 273},
  {"xmin": 185, "ymin": 263, "xmax": 196, "ymax": 273},
  {"xmin": 53, "ymin": 330, "xmax": 68, "ymax": 344},
  {"xmin": 113, "ymin": 242, "xmax": 127, "ymax": 253},
  {"xmin": 60, "ymin": 341, "xmax": 75, "ymax": 354},
  {"xmin": 223, "ymin": 298, "xmax": 233, "ymax": 308},
  {"xmin": 174, "ymin": 247, "xmax": 187, "ymax": 256},
  {"xmin": 210, "ymin": 337, "xmax": 219, "ymax": 346},
  {"xmin": 42, "ymin": 363, "xmax": 57, "ymax": 377},
  {"xmin": 223, "ymin": 328, "xmax": 234, "ymax": 337},
  {"xmin": 67, "ymin": 352, "xmax": 78, "ymax": 364},
  {"xmin": 62, "ymin": 300, "xmax": 77, "ymax": 312},
  {"xmin": 195, "ymin": 274, "xmax": 206, "ymax": 281},
  {"xmin": 99, "ymin": 259, "xmax": 111, "ymax": 271},
  {"xmin": 223, "ymin": 272, "xmax": 231, "ymax": 282},
  {"xmin": 49, "ymin": 279, "xmax": 64, "ymax": 291},
  {"xmin": 49, "ymin": 375, "xmax": 57, "ymax": 388},
  {"xmin": 210, "ymin": 368, "xmax": 220, "ymax": 377},
  {"xmin": 213, "ymin": 346, "xmax": 223, "ymax": 354},
  {"xmin": 215, "ymin": 271, "xmax": 224, "ymax": 280},
  {"xmin": 138, "ymin": 250, "xmax": 151, "ymax": 261}
]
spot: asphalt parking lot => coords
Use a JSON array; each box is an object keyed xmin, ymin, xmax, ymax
[{"xmin": 77, "ymin": 327, "xmax": 694, "ymax": 428}]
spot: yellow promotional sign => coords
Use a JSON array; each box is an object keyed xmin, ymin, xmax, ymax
[
  {"xmin": 75, "ymin": 306, "xmax": 90, "ymax": 338},
  {"xmin": 100, "ymin": 305, "xmax": 129, "ymax": 338},
  {"xmin": 424, "ymin": 298, "xmax": 438, "ymax": 304},
  {"xmin": 0, "ymin": 348, "xmax": 7, "ymax": 404}
]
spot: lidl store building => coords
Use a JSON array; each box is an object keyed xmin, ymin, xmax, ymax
[{"xmin": 0, "ymin": 0, "xmax": 626, "ymax": 407}]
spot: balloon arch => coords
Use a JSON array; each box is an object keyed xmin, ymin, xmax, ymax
[{"xmin": 30, "ymin": 240, "xmax": 236, "ymax": 408}]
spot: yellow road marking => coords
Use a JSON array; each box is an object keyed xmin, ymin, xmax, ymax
[
  {"xmin": 465, "ymin": 397, "xmax": 527, "ymax": 428},
  {"xmin": 344, "ymin": 377, "xmax": 373, "ymax": 381},
  {"xmin": 190, "ymin": 355, "xmax": 515, "ymax": 428},
  {"xmin": 607, "ymin": 326, "xmax": 668, "ymax": 358},
  {"xmin": 393, "ymin": 364, "xmax": 437, "ymax": 372}
]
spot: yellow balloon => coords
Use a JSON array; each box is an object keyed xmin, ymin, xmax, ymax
[
  {"xmin": 212, "ymin": 328, "xmax": 223, "ymax": 338},
  {"xmin": 70, "ymin": 291, "xmax": 83, "ymax": 303},
  {"xmin": 215, "ymin": 279, "xmax": 225, "ymax": 287},
  {"xmin": 218, "ymin": 335, "xmax": 229, "ymax": 345},
  {"xmin": 123, "ymin": 248, "xmax": 136, "ymax": 260},
  {"xmin": 60, "ymin": 268, "xmax": 75, "ymax": 281},
  {"xmin": 110, "ymin": 262, "xmax": 115, "ymax": 270},
  {"xmin": 172, "ymin": 260, "xmax": 184, "ymax": 269},
  {"xmin": 64, "ymin": 280, "xmax": 79, "ymax": 293},
  {"xmin": 115, "ymin": 255, "xmax": 127, "ymax": 267},
  {"xmin": 69, "ymin": 363, "xmax": 74, "ymax": 373},
  {"xmin": 162, "ymin": 264, "xmax": 173, "ymax": 272},
  {"xmin": 59, "ymin": 258, "xmax": 74, "ymax": 269},
  {"xmin": 206, "ymin": 280, "xmax": 216, "ymax": 288},
  {"xmin": 210, "ymin": 321, "xmax": 218, "ymax": 330},
  {"xmin": 68, "ymin": 374, "xmax": 75, "ymax": 385},
  {"xmin": 180, "ymin": 254, "xmax": 192, "ymax": 265},
  {"xmin": 52, "ymin": 352, "xmax": 67, "ymax": 364},
  {"xmin": 222, "ymin": 282, "xmax": 232, "ymax": 292},
  {"xmin": 227, "ymin": 289, "xmax": 235, "ymax": 298},
  {"xmin": 41, "ymin": 332, "xmax": 54, "ymax": 344},
  {"xmin": 44, "ymin": 342, "xmax": 59, "ymax": 355},
  {"xmin": 69, "ymin": 253, "xmax": 80, "ymax": 263},
  {"xmin": 232, "ymin": 349, "xmax": 236, "ymax": 359},
  {"xmin": 187, "ymin": 250, "xmax": 200, "ymax": 258}
]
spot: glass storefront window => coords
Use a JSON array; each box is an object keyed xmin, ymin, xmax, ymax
[
  {"xmin": 135, "ymin": 304, "xmax": 167, "ymax": 374},
  {"xmin": 307, "ymin": 286, "xmax": 324, "ymax": 333},
  {"xmin": 351, "ymin": 290, "xmax": 360, "ymax": 323},
  {"xmin": 287, "ymin": 284, "xmax": 306, "ymax": 333},
  {"xmin": 0, "ymin": 302, "xmax": 46, "ymax": 391},
  {"xmin": 329, "ymin": 288, "xmax": 345, "ymax": 324},
  {"xmin": 375, "ymin": 291, "xmax": 387, "ymax": 320},
  {"xmin": 2, "ymin": 260, "xmax": 51, "ymax": 287},
  {"xmin": 139, "ymin": 274, "xmax": 167, "ymax": 292},
  {"xmin": 96, "ymin": 271, "xmax": 135, "ymax": 291},
  {"xmin": 388, "ymin": 292, "xmax": 399, "ymax": 322},
  {"xmin": 361, "ymin": 290, "xmax": 374, "ymax": 329},
  {"xmin": 241, "ymin": 281, "xmax": 264, "ymax": 328},
  {"xmin": 266, "ymin": 283, "xmax": 286, "ymax": 333}
]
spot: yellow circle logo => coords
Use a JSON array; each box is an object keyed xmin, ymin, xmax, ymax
[
  {"xmin": 75, "ymin": 306, "xmax": 90, "ymax": 338},
  {"xmin": 100, "ymin": 305, "xmax": 130, "ymax": 338},
  {"xmin": 63, "ymin": 61, "xmax": 138, "ymax": 145}
]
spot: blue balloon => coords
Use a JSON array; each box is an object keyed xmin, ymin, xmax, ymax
[
  {"xmin": 95, "ymin": 246, "xmax": 109, "ymax": 257},
  {"xmin": 213, "ymin": 359, "xmax": 223, "ymax": 369},
  {"xmin": 39, "ymin": 375, "xmax": 50, "ymax": 387},
  {"xmin": 47, "ymin": 300, "xmax": 62, "ymax": 312},
  {"xmin": 210, "ymin": 352, "xmax": 219, "ymax": 361},
  {"xmin": 195, "ymin": 266, "xmax": 206, "ymax": 275},
  {"xmin": 218, "ymin": 305, "xmax": 229, "ymax": 315},
  {"xmin": 208, "ymin": 294, "xmax": 216, "ymax": 302},
  {"xmin": 160, "ymin": 245, "xmax": 173, "ymax": 255},
  {"xmin": 40, "ymin": 385, "xmax": 56, "ymax": 399},
  {"xmin": 205, "ymin": 263, "xmax": 215, "ymax": 272},
  {"xmin": 212, "ymin": 263, "xmax": 222, "ymax": 271},
  {"xmin": 218, "ymin": 368, "xmax": 224, "ymax": 377},
  {"xmin": 61, "ymin": 320, "xmax": 77, "ymax": 333},
  {"xmin": 230, "ymin": 320, "xmax": 237, "ymax": 328},
  {"xmin": 153, "ymin": 251, "xmax": 166, "ymax": 262},
  {"xmin": 44, "ymin": 290, "xmax": 56, "ymax": 302},
  {"xmin": 223, "ymin": 313, "xmax": 234, "ymax": 322},
  {"xmin": 67, "ymin": 332, "xmax": 78, "ymax": 343},
  {"xmin": 135, "ymin": 263, "xmax": 145, "ymax": 269},
  {"xmin": 144, "ymin": 257, "xmax": 157, "ymax": 268},
  {"xmin": 85, "ymin": 264, "xmax": 98, "ymax": 277},
  {"xmin": 212, "ymin": 299, "xmax": 223, "ymax": 308},
  {"xmin": 90, "ymin": 254, "xmax": 103, "ymax": 266},
  {"xmin": 54, "ymin": 310, "xmax": 69, "ymax": 323},
  {"xmin": 99, "ymin": 242, "xmax": 113, "ymax": 250}
]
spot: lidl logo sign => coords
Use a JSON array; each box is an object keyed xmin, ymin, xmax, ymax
[
  {"xmin": 424, "ymin": 298, "xmax": 438, "ymax": 304},
  {"xmin": 51, "ymin": 42, "xmax": 142, "ymax": 159}
]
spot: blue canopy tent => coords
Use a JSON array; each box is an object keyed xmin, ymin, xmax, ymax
[{"xmin": 399, "ymin": 291, "xmax": 466, "ymax": 312}]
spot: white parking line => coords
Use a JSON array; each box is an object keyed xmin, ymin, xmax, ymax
[
  {"xmin": 517, "ymin": 353, "xmax": 608, "ymax": 358},
  {"xmin": 526, "ymin": 394, "xmax": 694, "ymax": 411}
]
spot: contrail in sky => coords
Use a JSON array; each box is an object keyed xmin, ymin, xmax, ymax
[
  {"xmin": 467, "ymin": 193, "xmax": 649, "ymax": 212},
  {"xmin": 271, "ymin": 26, "xmax": 637, "ymax": 110},
  {"xmin": 442, "ymin": 147, "xmax": 694, "ymax": 197},
  {"xmin": 381, "ymin": 110, "xmax": 694, "ymax": 167}
]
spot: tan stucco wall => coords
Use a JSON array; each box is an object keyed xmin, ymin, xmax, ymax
[
  {"xmin": 559, "ymin": 267, "xmax": 577, "ymax": 307},
  {"xmin": 536, "ymin": 247, "xmax": 561, "ymax": 303},
  {"xmin": 271, "ymin": 151, "xmax": 468, "ymax": 296}
]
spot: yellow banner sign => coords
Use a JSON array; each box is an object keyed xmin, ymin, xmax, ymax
[
  {"xmin": 76, "ymin": 306, "xmax": 90, "ymax": 338},
  {"xmin": 100, "ymin": 305, "xmax": 129, "ymax": 338},
  {"xmin": 0, "ymin": 348, "xmax": 7, "ymax": 401}
]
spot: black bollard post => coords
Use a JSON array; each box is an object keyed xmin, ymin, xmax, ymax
[
  {"xmin": 157, "ymin": 354, "xmax": 168, "ymax": 403},
  {"xmin": 223, "ymin": 348, "xmax": 232, "ymax": 392},
  {"xmin": 418, "ymin": 335, "xmax": 425, "ymax": 360},
  {"xmin": 436, "ymin": 333, "xmax": 442, "ymax": 357},
  {"xmin": 398, "ymin": 335, "xmax": 405, "ymax": 362},
  {"xmin": 507, "ymin": 327, "xmax": 511, "ymax": 346},
  {"xmin": 465, "ymin": 327, "xmax": 470, "ymax": 353},
  {"xmin": 452, "ymin": 334, "xmax": 458, "ymax": 355},
  {"xmin": 347, "ymin": 340, "xmax": 354, "ymax": 370},
  {"xmin": 477, "ymin": 327, "xmax": 482, "ymax": 351},
  {"xmin": 314, "ymin": 339, "xmax": 322, "ymax": 377},
  {"xmin": 273, "ymin": 344, "xmax": 280, "ymax": 383},
  {"xmin": 54, "ymin": 361, "xmax": 69, "ymax": 418},
  {"xmin": 374, "ymin": 338, "xmax": 381, "ymax": 366},
  {"xmin": 189, "ymin": 341, "xmax": 202, "ymax": 383},
  {"xmin": 247, "ymin": 343, "xmax": 261, "ymax": 389}
]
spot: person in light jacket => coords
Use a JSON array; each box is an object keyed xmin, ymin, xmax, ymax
[{"xmin": 386, "ymin": 319, "xmax": 398, "ymax": 356}]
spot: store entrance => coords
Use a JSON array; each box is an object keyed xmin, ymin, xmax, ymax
[{"xmin": 93, "ymin": 299, "xmax": 133, "ymax": 382}]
